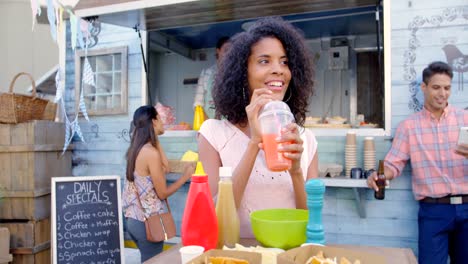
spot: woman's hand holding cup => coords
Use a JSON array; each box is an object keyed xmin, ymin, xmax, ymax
[
  {"xmin": 277, "ymin": 123, "xmax": 303, "ymax": 174},
  {"xmin": 257, "ymin": 101, "xmax": 297, "ymax": 172}
]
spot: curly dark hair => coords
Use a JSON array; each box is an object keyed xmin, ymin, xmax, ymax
[{"xmin": 212, "ymin": 17, "xmax": 315, "ymax": 126}]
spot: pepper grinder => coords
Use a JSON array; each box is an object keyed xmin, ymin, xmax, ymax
[{"xmin": 305, "ymin": 179, "xmax": 325, "ymax": 245}]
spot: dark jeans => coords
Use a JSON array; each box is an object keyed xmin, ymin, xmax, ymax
[
  {"xmin": 418, "ymin": 202, "xmax": 468, "ymax": 264},
  {"xmin": 126, "ymin": 217, "xmax": 164, "ymax": 263}
]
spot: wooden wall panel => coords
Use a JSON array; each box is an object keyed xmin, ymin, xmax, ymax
[{"xmin": 64, "ymin": 22, "xmax": 141, "ymax": 183}]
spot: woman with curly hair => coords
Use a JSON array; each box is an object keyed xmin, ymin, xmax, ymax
[{"xmin": 198, "ymin": 17, "xmax": 318, "ymax": 238}]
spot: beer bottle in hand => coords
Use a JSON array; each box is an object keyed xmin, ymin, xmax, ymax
[{"xmin": 374, "ymin": 160, "xmax": 386, "ymax": 200}]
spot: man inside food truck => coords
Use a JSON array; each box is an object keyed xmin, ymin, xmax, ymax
[
  {"xmin": 193, "ymin": 36, "xmax": 230, "ymax": 119},
  {"xmin": 367, "ymin": 61, "xmax": 468, "ymax": 264}
]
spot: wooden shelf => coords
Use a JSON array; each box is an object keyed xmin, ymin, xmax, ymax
[{"xmin": 319, "ymin": 176, "xmax": 368, "ymax": 188}]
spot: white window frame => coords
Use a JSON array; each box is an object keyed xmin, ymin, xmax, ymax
[{"xmin": 74, "ymin": 46, "xmax": 128, "ymax": 116}]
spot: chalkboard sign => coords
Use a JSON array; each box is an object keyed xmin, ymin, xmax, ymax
[{"xmin": 52, "ymin": 176, "xmax": 125, "ymax": 264}]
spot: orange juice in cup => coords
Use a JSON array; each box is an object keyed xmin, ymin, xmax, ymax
[
  {"xmin": 258, "ymin": 101, "xmax": 295, "ymax": 172},
  {"xmin": 262, "ymin": 133, "xmax": 292, "ymax": 171}
]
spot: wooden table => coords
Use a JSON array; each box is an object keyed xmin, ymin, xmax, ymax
[{"xmin": 144, "ymin": 239, "xmax": 417, "ymax": 264}]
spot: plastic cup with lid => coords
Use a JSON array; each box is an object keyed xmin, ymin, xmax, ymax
[{"xmin": 258, "ymin": 101, "xmax": 295, "ymax": 172}]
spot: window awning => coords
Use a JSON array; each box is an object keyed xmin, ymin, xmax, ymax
[{"xmin": 73, "ymin": 0, "xmax": 377, "ymax": 31}]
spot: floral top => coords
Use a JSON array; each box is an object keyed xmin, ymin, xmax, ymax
[{"xmin": 122, "ymin": 173, "xmax": 165, "ymax": 221}]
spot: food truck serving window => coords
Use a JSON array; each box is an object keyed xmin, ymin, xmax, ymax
[{"xmin": 75, "ymin": 0, "xmax": 391, "ymax": 135}]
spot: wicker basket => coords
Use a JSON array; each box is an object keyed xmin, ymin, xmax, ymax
[
  {"xmin": 0, "ymin": 72, "xmax": 49, "ymax": 124},
  {"xmin": 42, "ymin": 101, "xmax": 57, "ymax": 121}
]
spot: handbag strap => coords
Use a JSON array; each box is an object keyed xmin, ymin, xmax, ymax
[
  {"xmin": 131, "ymin": 181, "xmax": 171, "ymax": 217},
  {"xmin": 9, "ymin": 72, "xmax": 37, "ymax": 97}
]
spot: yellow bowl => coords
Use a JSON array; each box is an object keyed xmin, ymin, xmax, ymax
[{"xmin": 250, "ymin": 208, "xmax": 308, "ymax": 250}]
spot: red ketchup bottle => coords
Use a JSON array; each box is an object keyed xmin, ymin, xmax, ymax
[{"xmin": 181, "ymin": 162, "xmax": 218, "ymax": 250}]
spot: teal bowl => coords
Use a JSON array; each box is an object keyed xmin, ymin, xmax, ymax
[{"xmin": 250, "ymin": 208, "xmax": 308, "ymax": 250}]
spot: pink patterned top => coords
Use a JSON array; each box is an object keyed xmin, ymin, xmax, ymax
[
  {"xmin": 122, "ymin": 173, "xmax": 164, "ymax": 221},
  {"xmin": 199, "ymin": 119, "xmax": 318, "ymax": 238}
]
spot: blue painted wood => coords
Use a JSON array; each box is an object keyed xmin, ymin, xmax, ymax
[{"xmin": 336, "ymin": 197, "xmax": 417, "ymax": 219}]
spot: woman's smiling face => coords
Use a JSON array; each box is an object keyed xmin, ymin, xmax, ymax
[{"xmin": 247, "ymin": 37, "xmax": 291, "ymax": 101}]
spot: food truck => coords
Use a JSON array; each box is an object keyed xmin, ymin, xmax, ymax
[{"xmin": 59, "ymin": 0, "xmax": 468, "ymax": 258}]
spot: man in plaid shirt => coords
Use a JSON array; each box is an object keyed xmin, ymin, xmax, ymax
[{"xmin": 367, "ymin": 61, "xmax": 468, "ymax": 264}]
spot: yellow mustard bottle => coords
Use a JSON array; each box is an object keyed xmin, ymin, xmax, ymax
[
  {"xmin": 215, "ymin": 167, "xmax": 240, "ymax": 248},
  {"xmin": 193, "ymin": 105, "xmax": 205, "ymax": 131}
]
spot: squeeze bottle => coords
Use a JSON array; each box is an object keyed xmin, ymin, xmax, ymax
[
  {"xmin": 215, "ymin": 167, "xmax": 240, "ymax": 248},
  {"xmin": 193, "ymin": 105, "xmax": 205, "ymax": 131},
  {"xmin": 181, "ymin": 162, "xmax": 218, "ymax": 250}
]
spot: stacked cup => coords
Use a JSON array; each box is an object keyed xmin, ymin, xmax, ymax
[
  {"xmin": 363, "ymin": 137, "xmax": 376, "ymax": 171},
  {"xmin": 345, "ymin": 131, "xmax": 357, "ymax": 177},
  {"xmin": 179, "ymin": 245, "xmax": 205, "ymax": 264}
]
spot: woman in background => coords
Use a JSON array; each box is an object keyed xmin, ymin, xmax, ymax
[
  {"xmin": 122, "ymin": 105, "xmax": 194, "ymax": 262},
  {"xmin": 198, "ymin": 17, "xmax": 319, "ymax": 238}
]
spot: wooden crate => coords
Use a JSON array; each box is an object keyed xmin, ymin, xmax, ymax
[
  {"xmin": 11, "ymin": 248, "xmax": 50, "ymax": 264},
  {"xmin": 0, "ymin": 227, "xmax": 12, "ymax": 263},
  {"xmin": 0, "ymin": 218, "xmax": 50, "ymax": 249},
  {"xmin": 0, "ymin": 151, "xmax": 71, "ymax": 197},
  {"xmin": 0, "ymin": 121, "xmax": 70, "ymax": 220},
  {"xmin": 0, "ymin": 194, "xmax": 50, "ymax": 220},
  {"xmin": 0, "ymin": 121, "xmax": 65, "ymax": 146},
  {"xmin": 0, "ymin": 121, "xmax": 72, "ymax": 197}
]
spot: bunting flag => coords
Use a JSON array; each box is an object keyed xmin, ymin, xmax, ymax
[
  {"xmin": 30, "ymin": 0, "xmax": 41, "ymax": 30},
  {"xmin": 54, "ymin": 70, "xmax": 62, "ymax": 103},
  {"xmin": 55, "ymin": 3, "xmax": 59, "ymax": 21},
  {"xmin": 79, "ymin": 89, "xmax": 90, "ymax": 121},
  {"xmin": 73, "ymin": 120, "xmax": 86, "ymax": 142},
  {"xmin": 57, "ymin": 7, "xmax": 64, "ymax": 40},
  {"xmin": 29, "ymin": 0, "xmax": 92, "ymax": 154},
  {"xmin": 69, "ymin": 11, "xmax": 77, "ymax": 50},
  {"xmin": 77, "ymin": 18, "xmax": 85, "ymax": 49},
  {"xmin": 62, "ymin": 114, "xmax": 71, "ymax": 153},
  {"xmin": 78, "ymin": 57, "xmax": 93, "ymax": 121},
  {"xmin": 83, "ymin": 58, "xmax": 95, "ymax": 86},
  {"xmin": 46, "ymin": 0, "xmax": 57, "ymax": 42}
]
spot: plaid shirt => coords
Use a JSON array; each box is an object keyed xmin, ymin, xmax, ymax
[{"xmin": 385, "ymin": 105, "xmax": 468, "ymax": 200}]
